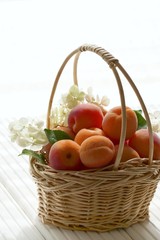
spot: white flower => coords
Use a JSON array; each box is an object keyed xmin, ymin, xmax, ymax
[
  {"xmin": 50, "ymin": 106, "xmax": 71, "ymax": 128},
  {"xmin": 61, "ymin": 85, "xmax": 85, "ymax": 109},
  {"xmin": 101, "ymin": 95, "xmax": 110, "ymax": 106},
  {"xmin": 8, "ymin": 117, "xmax": 48, "ymax": 149},
  {"xmin": 149, "ymin": 111, "xmax": 160, "ymax": 132},
  {"xmin": 85, "ymin": 87, "xmax": 110, "ymax": 109}
]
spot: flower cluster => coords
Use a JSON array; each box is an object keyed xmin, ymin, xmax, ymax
[
  {"xmin": 85, "ymin": 87, "xmax": 110, "ymax": 108},
  {"xmin": 9, "ymin": 117, "xmax": 48, "ymax": 150},
  {"xmin": 50, "ymin": 85, "xmax": 109, "ymax": 128},
  {"xmin": 9, "ymin": 84, "xmax": 109, "ymax": 149}
]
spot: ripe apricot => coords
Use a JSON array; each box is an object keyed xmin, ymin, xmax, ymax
[
  {"xmin": 102, "ymin": 106, "xmax": 138, "ymax": 142},
  {"xmin": 128, "ymin": 128, "xmax": 160, "ymax": 160},
  {"xmin": 49, "ymin": 139, "xmax": 82, "ymax": 170},
  {"xmin": 79, "ymin": 135, "xmax": 115, "ymax": 168},
  {"xmin": 74, "ymin": 128, "xmax": 105, "ymax": 145},
  {"xmin": 68, "ymin": 103, "xmax": 103, "ymax": 134},
  {"xmin": 112, "ymin": 144, "xmax": 140, "ymax": 163}
]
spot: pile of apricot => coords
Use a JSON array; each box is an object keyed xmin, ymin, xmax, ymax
[{"xmin": 46, "ymin": 103, "xmax": 160, "ymax": 170}]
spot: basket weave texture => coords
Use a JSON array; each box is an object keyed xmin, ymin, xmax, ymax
[{"xmin": 30, "ymin": 44, "xmax": 160, "ymax": 232}]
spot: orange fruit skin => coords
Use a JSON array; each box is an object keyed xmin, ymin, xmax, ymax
[
  {"xmin": 68, "ymin": 103, "xmax": 103, "ymax": 134},
  {"xmin": 102, "ymin": 106, "xmax": 138, "ymax": 142},
  {"xmin": 74, "ymin": 128, "xmax": 105, "ymax": 145},
  {"xmin": 79, "ymin": 135, "xmax": 115, "ymax": 168},
  {"xmin": 112, "ymin": 144, "xmax": 140, "ymax": 164},
  {"xmin": 128, "ymin": 129, "xmax": 160, "ymax": 160},
  {"xmin": 49, "ymin": 139, "xmax": 82, "ymax": 170}
]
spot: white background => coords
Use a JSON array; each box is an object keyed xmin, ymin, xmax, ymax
[
  {"xmin": 1, "ymin": 2, "xmax": 160, "ymax": 239},
  {"xmin": 0, "ymin": 0, "xmax": 160, "ymax": 119}
]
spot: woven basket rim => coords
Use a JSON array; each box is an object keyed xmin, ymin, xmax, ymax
[{"xmin": 30, "ymin": 157, "xmax": 160, "ymax": 182}]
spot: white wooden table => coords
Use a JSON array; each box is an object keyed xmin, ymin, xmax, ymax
[{"xmin": 0, "ymin": 118, "xmax": 160, "ymax": 240}]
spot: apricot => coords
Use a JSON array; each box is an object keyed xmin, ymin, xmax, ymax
[
  {"xmin": 74, "ymin": 128, "xmax": 105, "ymax": 145},
  {"xmin": 53, "ymin": 126, "xmax": 75, "ymax": 139},
  {"xmin": 112, "ymin": 144, "xmax": 140, "ymax": 163},
  {"xmin": 79, "ymin": 135, "xmax": 115, "ymax": 168},
  {"xmin": 68, "ymin": 103, "xmax": 103, "ymax": 134},
  {"xmin": 49, "ymin": 139, "xmax": 82, "ymax": 170},
  {"xmin": 128, "ymin": 128, "xmax": 160, "ymax": 160},
  {"xmin": 102, "ymin": 106, "xmax": 138, "ymax": 142}
]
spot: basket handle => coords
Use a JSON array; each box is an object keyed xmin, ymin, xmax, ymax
[{"xmin": 47, "ymin": 44, "xmax": 154, "ymax": 170}]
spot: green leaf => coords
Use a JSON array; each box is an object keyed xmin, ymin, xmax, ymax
[
  {"xmin": 19, "ymin": 149, "xmax": 46, "ymax": 164},
  {"xmin": 44, "ymin": 129, "xmax": 72, "ymax": 144},
  {"xmin": 134, "ymin": 110, "xmax": 147, "ymax": 129}
]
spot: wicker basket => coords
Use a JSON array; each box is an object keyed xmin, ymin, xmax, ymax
[{"xmin": 30, "ymin": 44, "xmax": 160, "ymax": 232}]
